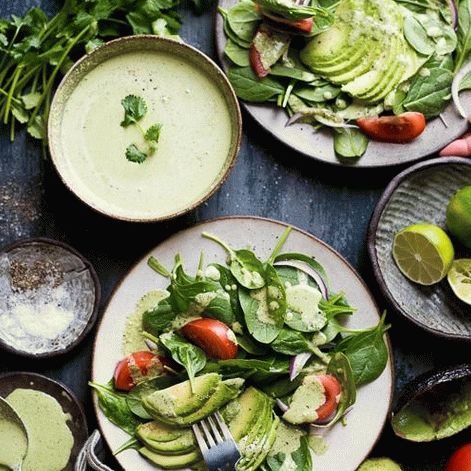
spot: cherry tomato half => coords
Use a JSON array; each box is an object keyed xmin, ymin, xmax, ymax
[
  {"xmin": 114, "ymin": 351, "xmax": 168, "ymax": 391},
  {"xmin": 356, "ymin": 112, "xmax": 426, "ymax": 143},
  {"xmin": 181, "ymin": 318, "xmax": 238, "ymax": 360},
  {"xmin": 250, "ymin": 44, "xmax": 269, "ymax": 78},
  {"xmin": 259, "ymin": 8, "xmax": 314, "ymax": 33},
  {"xmin": 446, "ymin": 443, "xmax": 471, "ymax": 471},
  {"xmin": 315, "ymin": 374, "xmax": 342, "ymax": 422}
]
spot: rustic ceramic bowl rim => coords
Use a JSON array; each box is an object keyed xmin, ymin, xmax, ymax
[
  {"xmin": 367, "ymin": 156, "xmax": 471, "ymax": 341},
  {"xmin": 0, "ymin": 237, "xmax": 101, "ymax": 359},
  {"xmin": 48, "ymin": 35, "xmax": 242, "ymax": 223},
  {"xmin": 91, "ymin": 215, "xmax": 395, "ymax": 468}
]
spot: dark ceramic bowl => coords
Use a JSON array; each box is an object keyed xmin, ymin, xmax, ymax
[
  {"xmin": 0, "ymin": 372, "xmax": 88, "ymax": 471},
  {"xmin": 0, "ymin": 238, "xmax": 100, "ymax": 358},
  {"xmin": 368, "ymin": 157, "xmax": 471, "ymax": 340}
]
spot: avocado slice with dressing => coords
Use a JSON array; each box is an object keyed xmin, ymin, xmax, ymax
[
  {"xmin": 300, "ymin": 0, "xmax": 424, "ymax": 104},
  {"xmin": 143, "ymin": 374, "xmax": 244, "ymax": 426},
  {"xmin": 136, "ymin": 422, "xmax": 196, "ymax": 454},
  {"xmin": 139, "ymin": 447, "xmax": 201, "ymax": 469}
]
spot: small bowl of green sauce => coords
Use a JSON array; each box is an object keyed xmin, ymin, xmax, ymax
[{"xmin": 0, "ymin": 372, "xmax": 88, "ymax": 471}]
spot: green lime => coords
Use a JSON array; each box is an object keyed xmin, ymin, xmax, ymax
[
  {"xmin": 447, "ymin": 185, "xmax": 471, "ymax": 249},
  {"xmin": 392, "ymin": 223, "xmax": 454, "ymax": 286},
  {"xmin": 447, "ymin": 259, "xmax": 471, "ymax": 305}
]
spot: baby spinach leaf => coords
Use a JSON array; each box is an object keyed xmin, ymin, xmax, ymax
[
  {"xmin": 89, "ymin": 381, "xmax": 142, "ymax": 435},
  {"xmin": 404, "ymin": 14, "xmax": 435, "ymax": 55},
  {"xmin": 228, "ymin": 66, "xmax": 284, "ymax": 102},
  {"xmin": 261, "ymin": 374, "xmax": 304, "ymax": 398},
  {"xmin": 334, "ymin": 128, "xmax": 369, "ymax": 159},
  {"xmin": 142, "ymin": 299, "xmax": 177, "ymax": 336},
  {"xmin": 274, "ymin": 253, "xmax": 329, "ymax": 285},
  {"xmin": 236, "ymin": 333, "xmax": 269, "ymax": 355},
  {"xmin": 226, "ymin": 0, "xmax": 261, "ymax": 44},
  {"xmin": 402, "ymin": 67, "xmax": 453, "ymax": 118},
  {"xmin": 455, "ymin": 0, "xmax": 471, "ymax": 72},
  {"xmin": 256, "ymin": 0, "xmax": 331, "ymax": 21},
  {"xmin": 270, "ymin": 64, "xmax": 317, "ymax": 82},
  {"xmin": 202, "ymin": 232, "xmax": 266, "ymax": 289},
  {"xmin": 335, "ymin": 314, "xmax": 390, "ymax": 386},
  {"xmin": 224, "ymin": 39, "xmax": 250, "ymax": 66},
  {"xmin": 239, "ymin": 264, "xmax": 286, "ymax": 343},
  {"xmin": 114, "ymin": 437, "xmax": 140, "ymax": 455},
  {"xmin": 159, "ymin": 332, "xmax": 207, "ymax": 392},
  {"xmin": 270, "ymin": 328, "xmax": 313, "ymax": 355},
  {"xmin": 294, "ymin": 83, "xmax": 341, "ymax": 103},
  {"xmin": 217, "ymin": 357, "xmax": 290, "ymax": 378},
  {"xmin": 267, "ymin": 422, "xmax": 311, "ymax": 471}
]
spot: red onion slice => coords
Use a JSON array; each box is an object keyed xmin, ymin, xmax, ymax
[
  {"xmin": 448, "ymin": 0, "xmax": 458, "ymax": 30},
  {"xmin": 285, "ymin": 112, "xmax": 302, "ymax": 127},
  {"xmin": 274, "ymin": 260, "xmax": 328, "ymax": 299},
  {"xmin": 452, "ymin": 62, "xmax": 471, "ymax": 119},
  {"xmin": 276, "ymin": 398, "xmax": 289, "ymax": 413},
  {"xmin": 289, "ymin": 352, "xmax": 312, "ymax": 381}
]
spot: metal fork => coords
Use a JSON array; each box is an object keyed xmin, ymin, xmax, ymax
[{"xmin": 192, "ymin": 412, "xmax": 241, "ymax": 471}]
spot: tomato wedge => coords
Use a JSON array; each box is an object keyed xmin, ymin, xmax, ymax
[
  {"xmin": 249, "ymin": 44, "xmax": 269, "ymax": 78},
  {"xmin": 181, "ymin": 318, "xmax": 238, "ymax": 360},
  {"xmin": 259, "ymin": 8, "xmax": 314, "ymax": 33},
  {"xmin": 446, "ymin": 443, "xmax": 471, "ymax": 471},
  {"xmin": 356, "ymin": 112, "xmax": 426, "ymax": 143},
  {"xmin": 114, "ymin": 351, "xmax": 168, "ymax": 391},
  {"xmin": 315, "ymin": 374, "xmax": 342, "ymax": 422}
]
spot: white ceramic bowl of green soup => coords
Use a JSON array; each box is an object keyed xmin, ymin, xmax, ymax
[{"xmin": 48, "ymin": 36, "xmax": 242, "ymax": 222}]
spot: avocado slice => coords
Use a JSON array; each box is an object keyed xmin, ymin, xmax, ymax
[
  {"xmin": 146, "ymin": 377, "xmax": 245, "ymax": 426},
  {"xmin": 358, "ymin": 458, "xmax": 403, "ymax": 470},
  {"xmin": 143, "ymin": 373, "xmax": 221, "ymax": 420},
  {"xmin": 247, "ymin": 415, "xmax": 280, "ymax": 471},
  {"xmin": 136, "ymin": 422, "xmax": 196, "ymax": 454},
  {"xmin": 139, "ymin": 447, "xmax": 201, "ymax": 469},
  {"xmin": 222, "ymin": 387, "xmax": 267, "ymax": 441}
]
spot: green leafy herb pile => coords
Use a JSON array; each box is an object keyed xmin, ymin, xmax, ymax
[
  {"xmin": 91, "ymin": 227, "xmax": 391, "ymax": 470},
  {"xmin": 0, "ymin": 0, "xmax": 182, "ymax": 145},
  {"xmin": 121, "ymin": 95, "xmax": 163, "ymax": 163},
  {"xmin": 220, "ymin": 0, "xmax": 471, "ymax": 159}
]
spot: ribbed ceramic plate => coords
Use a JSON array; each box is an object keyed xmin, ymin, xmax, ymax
[
  {"xmin": 368, "ymin": 157, "xmax": 471, "ymax": 340},
  {"xmin": 214, "ymin": 0, "xmax": 471, "ymax": 168},
  {"xmin": 0, "ymin": 372, "xmax": 88, "ymax": 471},
  {"xmin": 92, "ymin": 216, "xmax": 394, "ymax": 471}
]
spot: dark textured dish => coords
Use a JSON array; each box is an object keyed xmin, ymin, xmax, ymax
[
  {"xmin": 214, "ymin": 0, "xmax": 471, "ymax": 168},
  {"xmin": 0, "ymin": 238, "xmax": 100, "ymax": 358},
  {"xmin": 368, "ymin": 157, "xmax": 471, "ymax": 340},
  {"xmin": 49, "ymin": 35, "xmax": 242, "ymax": 222},
  {"xmin": 0, "ymin": 371, "xmax": 88, "ymax": 471}
]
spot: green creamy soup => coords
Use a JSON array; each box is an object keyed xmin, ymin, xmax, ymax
[
  {"xmin": 0, "ymin": 408, "xmax": 27, "ymax": 468},
  {"xmin": 5, "ymin": 389, "xmax": 74, "ymax": 471},
  {"xmin": 58, "ymin": 50, "xmax": 233, "ymax": 220}
]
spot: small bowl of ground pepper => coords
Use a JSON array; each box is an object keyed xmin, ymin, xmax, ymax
[{"xmin": 0, "ymin": 238, "xmax": 100, "ymax": 358}]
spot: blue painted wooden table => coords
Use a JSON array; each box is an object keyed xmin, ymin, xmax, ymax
[{"xmin": 0, "ymin": 1, "xmax": 469, "ymax": 469}]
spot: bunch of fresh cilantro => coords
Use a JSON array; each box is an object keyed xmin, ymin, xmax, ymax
[{"xmin": 0, "ymin": 0, "xmax": 206, "ymax": 146}]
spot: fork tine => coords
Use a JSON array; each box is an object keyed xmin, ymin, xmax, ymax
[
  {"xmin": 214, "ymin": 412, "xmax": 234, "ymax": 442},
  {"xmin": 192, "ymin": 422, "xmax": 209, "ymax": 453},
  {"xmin": 207, "ymin": 415, "xmax": 224, "ymax": 444},
  {"xmin": 200, "ymin": 418, "xmax": 217, "ymax": 447}
]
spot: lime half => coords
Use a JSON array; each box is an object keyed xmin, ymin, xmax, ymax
[
  {"xmin": 448, "ymin": 259, "xmax": 471, "ymax": 305},
  {"xmin": 392, "ymin": 224, "xmax": 455, "ymax": 286}
]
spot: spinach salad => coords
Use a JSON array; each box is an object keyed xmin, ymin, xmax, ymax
[
  {"xmin": 219, "ymin": 0, "xmax": 471, "ymax": 159},
  {"xmin": 91, "ymin": 227, "xmax": 390, "ymax": 470}
]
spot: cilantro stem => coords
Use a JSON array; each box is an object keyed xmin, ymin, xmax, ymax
[
  {"xmin": 0, "ymin": 87, "xmax": 21, "ymax": 105},
  {"xmin": 267, "ymin": 226, "xmax": 292, "ymax": 264},
  {"xmin": 29, "ymin": 25, "xmax": 91, "ymax": 125},
  {"xmin": 135, "ymin": 121, "xmax": 147, "ymax": 139},
  {"xmin": 4, "ymin": 66, "xmax": 22, "ymax": 124}
]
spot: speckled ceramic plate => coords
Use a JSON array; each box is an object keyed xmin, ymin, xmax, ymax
[
  {"xmin": 214, "ymin": 2, "xmax": 471, "ymax": 168},
  {"xmin": 49, "ymin": 35, "xmax": 242, "ymax": 222},
  {"xmin": 92, "ymin": 216, "xmax": 394, "ymax": 471},
  {"xmin": 0, "ymin": 372, "xmax": 88, "ymax": 471},
  {"xmin": 368, "ymin": 157, "xmax": 471, "ymax": 340}
]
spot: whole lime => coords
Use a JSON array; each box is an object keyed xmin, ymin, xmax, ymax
[{"xmin": 447, "ymin": 186, "xmax": 471, "ymax": 249}]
